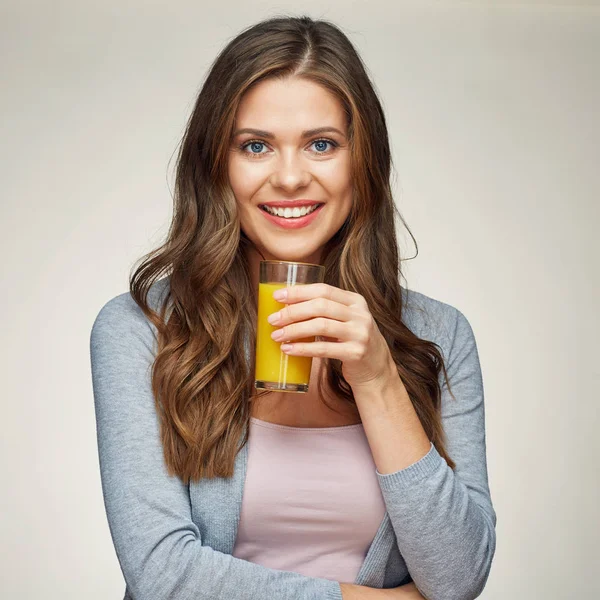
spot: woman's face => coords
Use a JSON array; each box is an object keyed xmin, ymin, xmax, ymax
[{"xmin": 228, "ymin": 76, "xmax": 352, "ymax": 265}]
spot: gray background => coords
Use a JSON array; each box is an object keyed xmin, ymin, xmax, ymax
[{"xmin": 1, "ymin": 1, "xmax": 598, "ymax": 598}]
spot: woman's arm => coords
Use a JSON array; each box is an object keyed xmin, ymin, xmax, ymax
[
  {"xmin": 351, "ymin": 304, "xmax": 497, "ymax": 600},
  {"xmin": 90, "ymin": 291, "xmax": 342, "ymax": 600}
]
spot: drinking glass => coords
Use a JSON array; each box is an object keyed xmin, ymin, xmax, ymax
[{"xmin": 255, "ymin": 260, "xmax": 325, "ymax": 393}]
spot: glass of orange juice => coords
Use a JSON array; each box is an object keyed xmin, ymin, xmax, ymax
[{"xmin": 255, "ymin": 260, "xmax": 325, "ymax": 393}]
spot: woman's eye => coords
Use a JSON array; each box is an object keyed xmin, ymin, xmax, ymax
[
  {"xmin": 311, "ymin": 139, "xmax": 335, "ymax": 153},
  {"xmin": 240, "ymin": 138, "xmax": 337, "ymax": 158},
  {"xmin": 242, "ymin": 141, "xmax": 268, "ymax": 155}
]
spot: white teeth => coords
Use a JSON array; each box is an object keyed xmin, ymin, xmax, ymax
[{"xmin": 263, "ymin": 204, "xmax": 320, "ymax": 218}]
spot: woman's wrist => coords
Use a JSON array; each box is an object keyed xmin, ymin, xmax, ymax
[{"xmin": 339, "ymin": 582, "xmax": 396, "ymax": 599}]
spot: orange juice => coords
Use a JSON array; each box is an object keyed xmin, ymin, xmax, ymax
[{"xmin": 255, "ymin": 282, "xmax": 314, "ymax": 390}]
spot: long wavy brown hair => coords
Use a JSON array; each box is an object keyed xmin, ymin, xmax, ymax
[{"xmin": 129, "ymin": 14, "xmax": 457, "ymax": 484}]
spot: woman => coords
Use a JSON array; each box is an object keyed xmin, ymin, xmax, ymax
[{"xmin": 90, "ymin": 15, "xmax": 497, "ymax": 600}]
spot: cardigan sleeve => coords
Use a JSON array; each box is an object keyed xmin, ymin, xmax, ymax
[
  {"xmin": 90, "ymin": 292, "xmax": 343, "ymax": 600},
  {"xmin": 375, "ymin": 306, "xmax": 497, "ymax": 600}
]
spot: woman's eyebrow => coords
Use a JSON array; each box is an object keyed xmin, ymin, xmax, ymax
[{"xmin": 232, "ymin": 126, "xmax": 346, "ymax": 139}]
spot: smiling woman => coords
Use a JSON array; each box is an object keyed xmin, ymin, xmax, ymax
[{"xmin": 90, "ymin": 13, "xmax": 496, "ymax": 600}]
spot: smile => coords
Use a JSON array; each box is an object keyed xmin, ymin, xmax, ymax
[{"xmin": 259, "ymin": 203, "xmax": 325, "ymax": 229}]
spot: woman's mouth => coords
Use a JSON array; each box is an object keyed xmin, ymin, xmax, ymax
[{"xmin": 258, "ymin": 203, "xmax": 324, "ymax": 229}]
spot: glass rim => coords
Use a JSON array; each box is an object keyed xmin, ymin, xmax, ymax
[{"xmin": 259, "ymin": 260, "xmax": 324, "ymax": 269}]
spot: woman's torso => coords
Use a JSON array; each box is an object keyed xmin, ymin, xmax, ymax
[{"xmin": 237, "ymin": 357, "xmax": 385, "ymax": 582}]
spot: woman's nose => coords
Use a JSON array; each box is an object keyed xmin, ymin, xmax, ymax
[{"xmin": 269, "ymin": 150, "xmax": 311, "ymax": 190}]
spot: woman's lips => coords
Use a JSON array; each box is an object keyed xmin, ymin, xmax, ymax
[{"xmin": 259, "ymin": 204, "xmax": 324, "ymax": 229}]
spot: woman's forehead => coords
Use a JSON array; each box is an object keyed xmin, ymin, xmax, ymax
[{"xmin": 234, "ymin": 77, "xmax": 347, "ymax": 135}]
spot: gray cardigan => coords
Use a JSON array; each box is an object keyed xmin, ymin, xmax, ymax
[{"xmin": 90, "ymin": 277, "xmax": 497, "ymax": 600}]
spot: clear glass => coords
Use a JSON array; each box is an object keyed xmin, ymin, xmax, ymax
[{"xmin": 255, "ymin": 260, "xmax": 325, "ymax": 393}]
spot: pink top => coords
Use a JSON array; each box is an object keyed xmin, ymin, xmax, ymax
[{"xmin": 232, "ymin": 417, "xmax": 387, "ymax": 584}]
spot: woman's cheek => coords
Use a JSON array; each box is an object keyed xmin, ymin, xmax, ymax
[{"xmin": 236, "ymin": 161, "xmax": 267, "ymax": 190}]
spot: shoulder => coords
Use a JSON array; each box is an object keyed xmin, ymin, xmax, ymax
[
  {"xmin": 90, "ymin": 277, "xmax": 170, "ymax": 345},
  {"xmin": 400, "ymin": 286, "xmax": 476, "ymax": 364}
]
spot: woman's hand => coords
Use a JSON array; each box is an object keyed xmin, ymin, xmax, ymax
[
  {"xmin": 386, "ymin": 582, "xmax": 428, "ymax": 599},
  {"xmin": 340, "ymin": 581, "xmax": 428, "ymax": 599},
  {"xmin": 268, "ymin": 283, "xmax": 394, "ymax": 389}
]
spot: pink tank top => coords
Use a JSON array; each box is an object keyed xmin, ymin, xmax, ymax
[{"xmin": 232, "ymin": 417, "xmax": 387, "ymax": 583}]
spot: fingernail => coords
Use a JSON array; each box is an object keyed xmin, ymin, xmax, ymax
[
  {"xmin": 267, "ymin": 311, "xmax": 281, "ymax": 324},
  {"xmin": 273, "ymin": 289, "xmax": 287, "ymax": 301}
]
